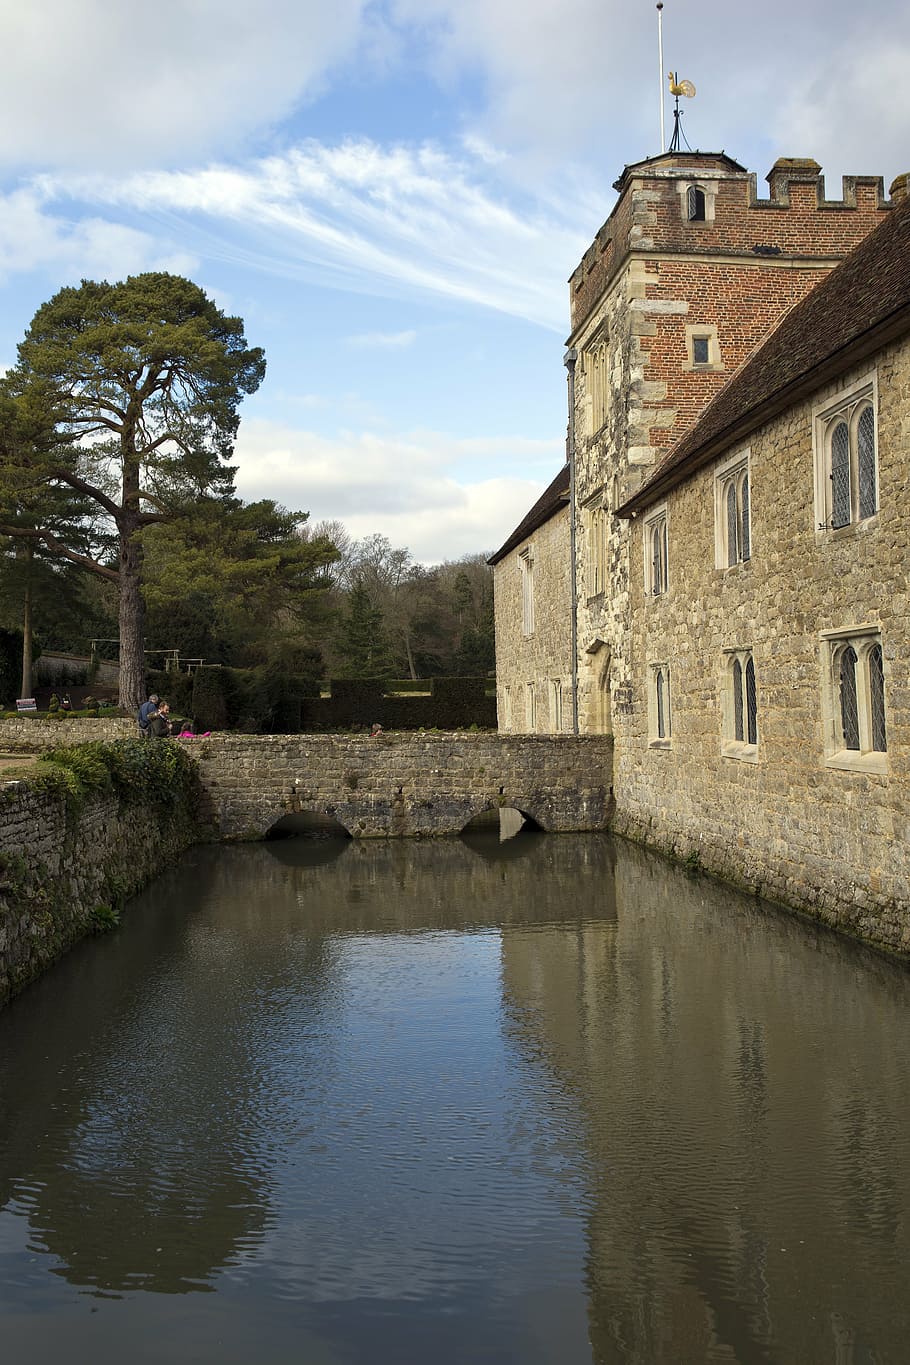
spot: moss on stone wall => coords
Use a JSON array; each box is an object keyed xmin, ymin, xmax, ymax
[{"xmin": 0, "ymin": 740, "xmax": 204, "ymax": 1008}]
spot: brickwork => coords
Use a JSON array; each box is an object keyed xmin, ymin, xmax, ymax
[
  {"xmin": 192, "ymin": 732, "xmax": 614, "ymax": 838},
  {"xmin": 493, "ymin": 505, "xmax": 574, "ymax": 733},
  {"xmin": 615, "ymin": 336, "xmax": 910, "ymax": 956}
]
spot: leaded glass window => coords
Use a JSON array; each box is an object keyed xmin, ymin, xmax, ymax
[
  {"xmin": 819, "ymin": 386, "xmax": 878, "ymax": 530},
  {"xmin": 733, "ymin": 658, "xmax": 744, "ymax": 742},
  {"xmin": 839, "ymin": 646, "xmax": 860, "ymax": 750},
  {"xmin": 869, "ymin": 644, "xmax": 886, "ymax": 752},
  {"xmin": 656, "ymin": 669, "xmax": 666, "ymax": 739},
  {"xmin": 726, "ymin": 482, "xmax": 739, "ymax": 567},
  {"xmin": 745, "ymin": 656, "xmax": 757, "ymax": 745},
  {"xmin": 858, "ymin": 405, "xmax": 877, "ymax": 520},
  {"xmin": 717, "ymin": 457, "xmax": 751, "ymax": 567},
  {"xmin": 740, "ymin": 474, "xmax": 750, "ymax": 561},
  {"xmin": 687, "ymin": 186, "xmax": 706, "ymax": 221},
  {"xmin": 830, "ymin": 420, "xmax": 851, "ymax": 529}
]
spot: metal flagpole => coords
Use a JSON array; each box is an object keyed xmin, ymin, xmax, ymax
[{"xmin": 657, "ymin": 3, "xmax": 665, "ymax": 152}]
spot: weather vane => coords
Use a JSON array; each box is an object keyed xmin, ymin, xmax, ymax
[
  {"xmin": 667, "ymin": 70, "xmax": 696, "ymax": 151},
  {"xmin": 656, "ymin": 4, "xmax": 696, "ymax": 153}
]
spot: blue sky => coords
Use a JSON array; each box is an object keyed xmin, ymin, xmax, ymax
[{"xmin": 1, "ymin": 0, "xmax": 907, "ymax": 561}]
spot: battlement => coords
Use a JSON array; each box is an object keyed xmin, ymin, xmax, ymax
[{"xmin": 569, "ymin": 152, "xmax": 892, "ymax": 336}]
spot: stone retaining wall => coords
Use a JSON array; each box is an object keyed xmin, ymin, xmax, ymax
[
  {"xmin": 0, "ymin": 780, "xmax": 198, "ymax": 1007},
  {"xmin": 192, "ymin": 732, "xmax": 615, "ymax": 838},
  {"xmin": 0, "ymin": 718, "xmax": 134, "ymax": 749}
]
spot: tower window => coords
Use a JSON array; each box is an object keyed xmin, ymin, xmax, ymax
[{"xmin": 687, "ymin": 186, "xmax": 706, "ymax": 221}]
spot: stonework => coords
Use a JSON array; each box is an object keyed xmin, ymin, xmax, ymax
[
  {"xmin": 491, "ymin": 150, "xmax": 910, "ymax": 953},
  {"xmin": 192, "ymin": 732, "xmax": 613, "ymax": 838},
  {"xmin": 0, "ymin": 782, "xmax": 199, "ymax": 1006},
  {"xmin": 492, "ymin": 502, "xmax": 574, "ymax": 734},
  {"xmin": 0, "ymin": 717, "xmax": 134, "ymax": 748},
  {"xmin": 614, "ymin": 335, "xmax": 910, "ymax": 955}
]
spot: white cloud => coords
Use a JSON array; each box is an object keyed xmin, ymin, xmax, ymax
[
  {"xmin": 232, "ymin": 417, "xmax": 560, "ymax": 561},
  {"xmin": 38, "ymin": 140, "xmax": 598, "ymax": 329},
  {"xmin": 390, "ymin": 0, "xmax": 910, "ymax": 187},
  {"xmin": 0, "ymin": 188, "xmax": 197, "ymax": 283},
  {"xmin": 345, "ymin": 329, "xmax": 417, "ymax": 348},
  {"xmin": 0, "ymin": 0, "xmax": 368, "ymax": 171}
]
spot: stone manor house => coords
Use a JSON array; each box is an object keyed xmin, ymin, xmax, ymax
[{"xmin": 490, "ymin": 151, "xmax": 910, "ymax": 946}]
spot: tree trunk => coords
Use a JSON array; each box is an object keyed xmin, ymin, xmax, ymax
[
  {"xmin": 20, "ymin": 545, "xmax": 33, "ymax": 699},
  {"xmin": 118, "ymin": 521, "xmax": 146, "ymax": 712}
]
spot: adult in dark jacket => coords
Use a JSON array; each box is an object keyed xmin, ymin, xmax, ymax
[{"xmin": 138, "ymin": 693, "xmax": 159, "ymax": 736}]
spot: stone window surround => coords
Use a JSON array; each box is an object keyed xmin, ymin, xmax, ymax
[
  {"xmin": 519, "ymin": 546, "xmax": 535, "ymax": 637},
  {"xmin": 812, "ymin": 370, "xmax": 878, "ymax": 536},
  {"xmin": 684, "ymin": 323, "xmax": 724, "ymax": 373},
  {"xmin": 714, "ymin": 448, "xmax": 752, "ymax": 569},
  {"xmin": 676, "ymin": 178, "xmax": 719, "ymax": 223},
  {"xmin": 721, "ymin": 647, "xmax": 758, "ymax": 763},
  {"xmin": 582, "ymin": 322, "xmax": 611, "ymax": 439},
  {"xmin": 648, "ymin": 662, "xmax": 672, "ymax": 749},
  {"xmin": 819, "ymin": 625, "xmax": 888, "ymax": 774},
  {"xmin": 526, "ymin": 680, "xmax": 537, "ymax": 730},
  {"xmin": 583, "ymin": 489, "xmax": 607, "ymax": 600},
  {"xmin": 643, "ymin": 502, "xmax": 669, "ymax": 598},
  {"xmin": 550, "ymin": 678, "xmax": 564, "ymax": 733}
]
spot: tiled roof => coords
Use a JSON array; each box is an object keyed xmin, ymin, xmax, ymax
[
  {"xmin": 618, "ymin": 191, "xmax": 910, "ymax": 516},
  {"xmin": 488, "ymin": 464, "xmax": 570, "ymax": 566}
]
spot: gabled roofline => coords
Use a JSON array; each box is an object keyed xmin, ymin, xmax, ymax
[{"xmin": 488, "ymin": 465, "xmax": 570, "ymax": 566}]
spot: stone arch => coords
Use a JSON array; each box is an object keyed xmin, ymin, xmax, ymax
[
  {"xmin": 264, "ymin": 808, "xmax": 353, "ymax": 839},
  {"xmin": 583, "ymin": 637, "xmax": 613, "ymax": 735},
  {"xmin": 459, "ymin": 802, "xmax": 548, "ymax": 836}
]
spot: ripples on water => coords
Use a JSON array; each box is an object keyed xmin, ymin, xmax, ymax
[{"xmin": 0, "ymin": 831, "xmax": 909, "ymax": 1363}]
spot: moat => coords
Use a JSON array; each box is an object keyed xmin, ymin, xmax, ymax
[{"xmin": 1, "ymin": 831, "xmax": 908, "ymax": 1364}]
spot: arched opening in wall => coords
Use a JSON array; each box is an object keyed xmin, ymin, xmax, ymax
[
  {"xmin": 460, "ymin": 805, "xmax": 545, "ymax": 852},
  {"xmin": 264, "ymin": 811, "xmax": 352, "ymax": 868},
  {"xmin": 266, "ymin": 811, "xmax": 352, "ymax": 840},
  {"xmin": 584, "ymin": 641, "xmax": 612, "ymax": 735}
]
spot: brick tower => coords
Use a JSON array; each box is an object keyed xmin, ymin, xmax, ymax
[{"xmin": 568, "ymin": 151, "xmax": 892, "ymax": 732}]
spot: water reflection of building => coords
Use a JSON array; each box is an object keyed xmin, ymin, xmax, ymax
[{"xmin": 499, "ymin": 840, "xmax": 910, "ymax": 1364}]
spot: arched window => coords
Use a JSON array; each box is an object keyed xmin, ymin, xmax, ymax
[
  {"xmin": 645, "ymin": 510, "xmax": 668, "ymax": 595},
  {"xmin": 716, "ymin": 455, "xmax": 751, "ymax": 567},
  {"xmin": 830, "ymin": 420, "xmax": 851, "ymax": 528},
  {"xmin": 839, "ymin": 645, "xmax": 860, "ymax": 750},
  {"xmin": 745, "ymin": 655, "xmax": 757, "ymax": 746},
  {"xmin": 725, "ymin": 649, "xmax": 757, "ymax": 756},
  {"xmin": 732, "ymin": 658, "xmax": 744, "ymax": 742},
  {"xmin": 817, "ymin": 385, "xmax": 877, "ymax": 531},
  {"xmin": 857, "ymin": 405, "xmax": 877, "ymax": 520},
  {"xmin": 823, "ymin": 629, "xmax": 888, "ymax": 768},
  {"xmin": 869, "ymin": 643, "xmax": 887, "ymax": 752},
  {"xmin": 687, "ymin": 186, "xmax": 706, "ymax": 221},
  {"xmin": 650, "ymin": 663, "xmax": 671, "ymax": 745}
]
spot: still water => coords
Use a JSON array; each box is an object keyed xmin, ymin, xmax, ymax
[{"xmin": 1, "ymin": 831, "xmax": 909, "ymax": 1364}]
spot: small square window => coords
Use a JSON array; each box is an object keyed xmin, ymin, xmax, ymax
[{"xmin": 692, "ymin": 335, "xmax": 710, "ymax": 366}]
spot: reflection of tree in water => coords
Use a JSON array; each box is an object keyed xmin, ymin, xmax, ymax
[
  {"xmin": 0, "ymin": 852, "xmax": 342, "ymax": 1294},
  {"xmin": 498, "ymin": 838, "xmax": 910, "ymax": 1364}
]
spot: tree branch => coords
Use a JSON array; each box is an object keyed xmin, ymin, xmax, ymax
[
  {"xmin": 0, "ymin": 523, "xmax": 118, "ymax": 581},
  {"xmin": 48, "ymin": 468, "xmax": 122, "ymax": 520}
]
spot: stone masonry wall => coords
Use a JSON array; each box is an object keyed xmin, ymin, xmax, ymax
[
  {"xmin": 192, "ymin": 732, "xmax": 614, "ymax": 838},
  {"xmin": 0, "ymin": 717, "xmax": 134, "ymax": 749},
  {"xmin": 0, "ymin": 780, "xmax": 199, "ymax": 1006},
  {"xmin": 567, "ymin": 156, "xmax": 893, "ymax": 760},
  {"xmin": 615, "ymin": 335, "xmax": 910, "ymax": 956},
  {"xmin": 493, "ymin": 507, "xmax": 574, "ymax": 733}
]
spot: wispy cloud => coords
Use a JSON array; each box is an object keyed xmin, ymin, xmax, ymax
[
  {"xmin": 0, "ymin": 187, "xmax": 197, "ymax": 284},
  {"xmin": 346, "ymin": 329, "xmax": 418, "ymax": 349},
  {"xmin": 37, "ymin": 139, "xmax": 602, "ymax": 329}
]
